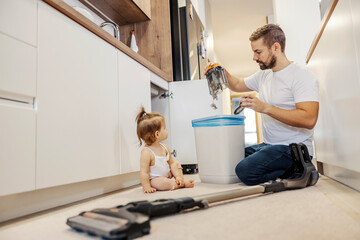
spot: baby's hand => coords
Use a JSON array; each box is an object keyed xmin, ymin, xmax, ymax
[
  {"xmin": 175, "ymin": 177, "xmax": 184, "ymax": 187},
  {"xmin": 143, "ymin": 186, "xmax": 157, "ymax": 194}
]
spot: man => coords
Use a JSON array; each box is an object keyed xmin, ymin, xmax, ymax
[{"xmin": 206, "ymin": 24, "xmax": 319, "ymax": 186}]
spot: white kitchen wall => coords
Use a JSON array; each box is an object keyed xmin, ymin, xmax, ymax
[
  {"xmin": 273, "ymin": 0, "xmax": 321, "ymax": 64},
  {"xmin": 204, "ymin": 0, "xmax": 215, "ymax": 62},
  {"xmin": 320, "ymin": 0, "xmax": 332, "ymax": 19},
  {"xmin": 307, "ymin": 0, "xmax": 360, "ymax": 191}
]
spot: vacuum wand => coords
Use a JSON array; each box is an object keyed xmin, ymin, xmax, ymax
[{"xmin": 66, "ymin": 143, "xmax": 319, "ymax": 240}]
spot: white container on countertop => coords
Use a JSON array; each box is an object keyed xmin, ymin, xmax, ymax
[{"xmin": 192, "ymin": 115, "xmax": 245, "ymax": 184}]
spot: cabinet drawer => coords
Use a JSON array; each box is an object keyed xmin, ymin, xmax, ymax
[
  {"xmin": 0, "ymin": 101, "xmax": 36, "ymax": 196},
  {"xmin": 0, "ymin": 33, "xmax": 36, "ymax": 102},
  {"xmin": 0, "ymin": 0, "xmax": 37, "ymax": 46}
]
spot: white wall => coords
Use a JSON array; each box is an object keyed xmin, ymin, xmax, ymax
[
  {"xmin": 320, "ymin": 0, "xmax": 332, "ymax": 18},
  {"xmin": 203, "ymin": 0, "xmax": 215, "ymax": 62},
  {"xmin": 273, "ymin": 0, "xmax": 321, "ymax": 64},
  {"xmin": 307, "ymin": 0, "xmax": 360, "ymax": 190}
]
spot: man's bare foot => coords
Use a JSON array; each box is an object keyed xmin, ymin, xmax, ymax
[{"xmin": 184, "ymin": 179, "xmax": 195, "ymax": 188}]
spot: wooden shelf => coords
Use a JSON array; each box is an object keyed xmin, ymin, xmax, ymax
[
  {"xmin": 119, "ymin": 0, "xmax": 173, "ymax": 81},
  {"xmin": 86, "ymin": 0, "xmax": 151, "ymax": 26}
]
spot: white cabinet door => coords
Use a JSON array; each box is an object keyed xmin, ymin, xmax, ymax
[
  {"xmin": 118, "ymin": 51, "xmax": 151, "ymax": 174},
  {"xmin": 37, "ymin": 2, "xmax": 119, "ymax": 188},
  {"xmin": 0, "ymin": 100, "xmax": 35, "ymax": 196},
  {"xmin": 0, "ymin": 0, "xmax": 37, "ymax": 46},
  {"xmin": 168, "ymin": 79, "xmax": 222, "ymax": 165},
  {"xmin": 0, "ymin": 33, "xmax": 36, "ymax": 102}
]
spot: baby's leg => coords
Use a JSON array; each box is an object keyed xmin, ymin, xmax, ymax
[
  {"xmin": 184, "ymin": 179, "xmax": 194, "ymax": 188},
  {"xmin": 184, "ymin": 179, "xmax": 195, "ymax": 188},
  {"xmin": 150, "ymin": 177, "xmax": 177, "ymax": 191}
]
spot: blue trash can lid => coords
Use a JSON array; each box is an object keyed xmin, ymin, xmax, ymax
[{"xmin": 192, "ymin": 115, "xmax": 245, "ymax": 127}]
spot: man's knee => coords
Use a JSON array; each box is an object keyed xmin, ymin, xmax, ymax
[{"xmin": 235, "ymin": 161, "xmax": 262, "ymax": 186}]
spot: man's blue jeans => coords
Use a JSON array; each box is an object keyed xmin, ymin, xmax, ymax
[{"xmin": 235, "ymin": 143, "xmax": 293, "ymax": 186}]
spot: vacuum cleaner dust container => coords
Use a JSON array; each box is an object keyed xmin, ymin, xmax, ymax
[
  {"xmin": 205, "ymin": 64, "xmax": 229, "ymax": 100},
  {"xmin": 192, "ymin": 115, "xmax": 245, "ymax": 184}
]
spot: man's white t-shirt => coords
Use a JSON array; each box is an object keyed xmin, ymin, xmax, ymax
[{"xmin": 244, "ymin": 62, "xmax": 319, "ymax": 155}]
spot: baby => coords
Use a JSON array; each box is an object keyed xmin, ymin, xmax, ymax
[{"xmin": 136, "ymin": 107, "xmax": 194, "ymax": 193}]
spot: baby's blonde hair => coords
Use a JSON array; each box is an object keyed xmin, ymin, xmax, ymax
[{"xmin": 135, "ymin": 106, "xmax": 164, "ymax": 146}]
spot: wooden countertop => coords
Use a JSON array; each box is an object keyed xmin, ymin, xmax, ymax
[{"xmin": 42, "ymin": 0, "xmax": 171, "ymax": 82}]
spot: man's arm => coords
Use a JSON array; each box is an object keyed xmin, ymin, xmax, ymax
[
  {"xmin": 224, "ymin": 69, "xmax": 252, "ymax": 92},
  {"xmin": 265, "ymin": 101, "xmax": 319, "ymax": 129},
  {"xmin": 240, "ymin": 94, "xmax": 319, "ymax": 129},
  {"xmin": 204, "ymin": 63, "xmax": 252, "ymax": 92}
]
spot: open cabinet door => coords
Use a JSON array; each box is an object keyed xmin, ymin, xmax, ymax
[{"xmin": 168, "ymin": 79, "xmax": 223, "ymax": 168}]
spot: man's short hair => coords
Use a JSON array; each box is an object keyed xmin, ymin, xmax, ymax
[{"xmin": 249, "ymin": 24, "xmax": 286, "ymax": 52}]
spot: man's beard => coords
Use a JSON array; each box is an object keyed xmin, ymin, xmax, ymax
[{"xmin": 257, "ymin": 54, "xmax": 277, "ymax": 70}]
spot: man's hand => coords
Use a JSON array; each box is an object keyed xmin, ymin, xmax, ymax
[
  {"xmin": 239, "ymin": 94, "xmax": 270, "ymax": 113},
  {"xmin": 204, "ymin": 61, "xmax": 219, "ymax": 76},
  {"xmin": 240, "ymin": 94, "xmax": 319, "ymax": 129}
]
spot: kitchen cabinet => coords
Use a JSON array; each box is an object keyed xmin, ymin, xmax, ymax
[
  {"xmin": 0, "ymin": 33, "xmax": 36, "ymax": 103},
  {"xmin": 167, "ymin": 80, "xmax": 223, "ymax": 165},
  {"xmin": 0, "ymin": 101, "xmax": 36, "ymax": 196},
  {"xmin": 118, "ymin": 50, "xmax": 151, "ymax": 174},
  {"xmin": 0, "ymin": 0, "xmax": 37, "ymax": 46},
  {"xmin": 0, "ymin": 0, "xmax": 37, "ymax": 197},
  {"xmin": 37, "ymin": 2, "xmax": 119, "ymax": 189}
]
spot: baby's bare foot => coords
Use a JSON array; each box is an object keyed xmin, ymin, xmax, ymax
[{"xmin": 184, "ymin": 179, "xmax": 194, "ymax": 188}]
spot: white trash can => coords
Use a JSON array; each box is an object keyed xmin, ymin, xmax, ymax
[{"xmin": 192, "ymin": 115, "xmax": 245, "ymax": 184}]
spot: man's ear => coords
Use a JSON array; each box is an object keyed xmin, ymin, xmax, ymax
[{"xmin": 272, "ymin": 42, "xmax": 281, "ymax": 53}]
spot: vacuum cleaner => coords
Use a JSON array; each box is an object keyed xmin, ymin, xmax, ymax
[
  {"xmin": 66, "ymin": 143, "xmax": 319, "ymax": 240},
  {"xmin": 204, "ymin": 63, "xmax": 245, "ymax": 114}
]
